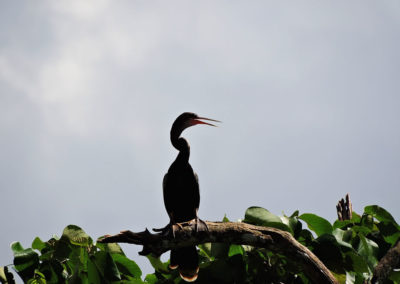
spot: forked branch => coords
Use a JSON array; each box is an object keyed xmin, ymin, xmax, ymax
[{"xmin": 98, "ymin": 221, "xmax": 338, "ymax": 284}]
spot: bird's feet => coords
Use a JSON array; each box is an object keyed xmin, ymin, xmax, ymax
[
  {"xmin": 189, "ymin": 217, "xmax": 209, "ymax": 233},
  {"xmin": 153, "ymin": 222, "xmax": 183, "ymax": 238}
]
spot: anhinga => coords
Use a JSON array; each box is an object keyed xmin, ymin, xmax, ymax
[{"xmin": 161, "ymin": 112, "xmax": 219, "ymax": 282}]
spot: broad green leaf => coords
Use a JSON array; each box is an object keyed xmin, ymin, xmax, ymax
[
  {"xmin": 87, "ymin": 258, "xmax": 101, "ymax": 284},
  {"xmin": 332, "ymin": 228, "xmax": 353, "ymax": 249},
  {"xmin": 62, "ymin": 225, "xmax": 91, "ymax": 247},
  {"xmin": 357, "ymin": 235, "xmax": 379, "ymax": 269},
  {"xmin": 312, "ymin": 234, "xmax": 344, "ymax": 272},
  {"xmin": 145, "ymin": 254, "xmax": 169, "ymax": 274},
  {"xmin": 112, "ymin": 254, "xmax": 142, "ymax": 278},
  {"xmin": 144, "ymin": 274, "xmax": 157, "ymax": 284},
  {"xmin": 211, "ymin": 242, "xmax": 230, "ymax": 258},
  {"xmin": 96, "ymin": 241, "xmax": 125, "ymax": 255},
  {"xmin": 11, "ymin": 242, "xmax": 25, "ymax": 254},
  {"xmin": 344, "ymin": 251, "xmax": 370, "ymax": 274},
  {"xmin": 376, "ymin": 222, "xmax": 400, "ymax": 245},
  {"xmin": 299, "ymin": 213, "xmax": 333, "ymax": 236},
  {"xmin": 92, "ymin": 251, "xmax": 121, "ymax": 281},
  {"xmin": 228, "ymin": 244, "xmax": 244, "ymax": 257},
  {"xmin": 198, "ymin": 243, "xmax": 212, "ymax": 259},
  {"xmin": 281, "ymin": 215, "xmax": 302, "ymax": 236},
  {"xmin": 12, "ymin": 245, "xmax": 39, "ymax": 281},
  {"xmin": 244, "ymin": 207, "xmax": 292, "ymax": 233},
  {"xmin": 32, "ymin": 237, "xmax": 46, "ymax": 252},
  {"xmin": 364, "ymin": 205, "xmax": 398, "ymax": 225},
  {"xmin": 244, "ymin": 207, "xmax": 282, "ymax": 225}
]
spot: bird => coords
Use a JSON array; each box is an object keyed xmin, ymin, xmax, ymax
[{"xmin": 161, "ymin": 112, "xmax": 219, "ymax": 282}]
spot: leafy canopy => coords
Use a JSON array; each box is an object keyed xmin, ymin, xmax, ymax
[{"xmin": 1, "ymin": 205, "xmax": 399, "ymax": 284}]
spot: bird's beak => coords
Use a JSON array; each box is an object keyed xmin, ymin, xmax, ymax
[{"xmin": 192, "ymin": 117, "xmax": 221, "ymax": 127}]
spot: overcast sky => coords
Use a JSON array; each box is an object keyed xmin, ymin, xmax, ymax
[{"xmin": 1, "ymin": 0, "xmax": 399, "ymax": 276}]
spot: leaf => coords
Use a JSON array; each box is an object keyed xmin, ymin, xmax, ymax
[
  {"xmin": 198, "ymin": 243, "xmax": 212, "ymax": 259},
  {"xmin": 244, "ymin": 207, "xmax": 282, "ymax": 225},
  {"xmin": 145, "ymin": 254, "xmax": 169, "ymax": 274},
  {"xmin": 376, "ymin": 221, "xmax": 400, "ymax": 245},
  {"xmin": 62, "ymin": 225, "xmax": 92, "ymax": 247},
  {"xmin": 144, "ymin": 274, "xmax": 157, "ymax": 284},
  {"xmin": 344, "ymin": 251, "xmax": 370, "ymax": 275},
  {"xmin": 92, "ymin": 251, "xmax": 121, "ymax": 281},
  {"xmin": 357, "ymin": 234, "xmax": 379, "ymax": 269},
  {"xmin": 111, "ymin": 254, "xmax": 142, "ymax": 279},
  {"xmin": 228, "ymin": 245, "xmax": 244, "ymax": 257},
  {"xmin": 31, "ymin": 237, "xmax": 46, "ymax": 252},
  {"xmin": 244, "ymin": 207, "xmax": 292, "ymax": 233},
  {"xmin": 364, "ymin": 205, "xmax": 398, "ymax": 225},
  {"xmin": 12, "ymin": 243, "xmax": 39, "ymax": 281},
  {"xmin": 299, "ymin": 213, "xmax": 333, "ymax": 236},
  {"xmin": 11, "ymin": 242, "xmax": 25, "ymax": 254},
  {"xmin": 96, "ymin": 241, "xmax": 125, "ymax": 255},
  {"xmin": 332, "ymin": 228, "xmax": 353, "ymax": 249},
  {"xmin": 87, "ymin": 257, "xmax": 101, "ymax": 284}
]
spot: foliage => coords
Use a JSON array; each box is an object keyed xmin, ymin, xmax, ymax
[{"xmin": 1, "ymin": 205, "xmax": 400, "ymax": 283}]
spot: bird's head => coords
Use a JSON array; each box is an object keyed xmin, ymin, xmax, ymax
[{"xmin": 171, "ymin": 112, "xmax": 220, "ymax": 141}]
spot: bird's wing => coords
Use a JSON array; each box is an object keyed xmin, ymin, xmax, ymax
[{"xmin": 162, "ymin": 173, "xmax": 173, "ymax": 216}]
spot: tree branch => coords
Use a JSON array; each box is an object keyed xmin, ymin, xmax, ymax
[
  {"xmin": 99, "ymin": 221, "xmax": 338, "ymax": 284},
  {"xmin": 371, "ymin": 239, "xmax": 400, "ymax": 283}
]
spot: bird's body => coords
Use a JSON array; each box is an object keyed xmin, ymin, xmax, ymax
[{"xmin": 161, "ymin": 112, "xmax": 219, "ymax": 282}]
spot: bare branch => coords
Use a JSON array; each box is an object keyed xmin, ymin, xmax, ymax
[
  {"xmin": 337, "ymin": 193, "xmax": 353, "ymax": 221},
  {"xmin": 99, "ymin": 221, "xmax": 338, "ymax": 284},
  {"xmin": 371, "ymin": 239, "xmax": 400, "ymax": 283}
]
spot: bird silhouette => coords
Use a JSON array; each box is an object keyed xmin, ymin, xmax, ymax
[{"xmin": 160, "ymin": 112, "xmax": 219, "ymax": 282}]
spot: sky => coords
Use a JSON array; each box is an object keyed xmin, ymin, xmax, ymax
[{"xmin": 1, "ymin": 0, "xmax": 400, "ymax": 277}]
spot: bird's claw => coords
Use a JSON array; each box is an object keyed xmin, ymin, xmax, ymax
[
  {"xmin": 189, "ymin": 218, "xmax": 209, "ymax": 233},
  {"xmin": 153, "ymin": 222, "xmax": 184, "ymax": 238}
]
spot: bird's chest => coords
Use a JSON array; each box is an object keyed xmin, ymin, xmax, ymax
[{"xmin": 166, "ymin": 164, "xmax": 197, "ymax": 196}]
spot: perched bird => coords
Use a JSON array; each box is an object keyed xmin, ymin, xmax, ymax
[{"xmin": 162, "ymin": 112, "xmax": 219, "ymax": 282}]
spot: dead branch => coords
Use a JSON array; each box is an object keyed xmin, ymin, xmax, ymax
[
  {"xmin": 371, "ymin": 239, "xmax": 400, "ymax": 283},
  {"xmin": 98, "ymin": 221, "xmax": 338, "ymax": 284},
  {"xmin": 337, "ymin": 193, "xmax": 353, "ymax": 221}
]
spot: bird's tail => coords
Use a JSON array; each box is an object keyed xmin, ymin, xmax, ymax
[{"xmin": 170, "ymin": 246, "xmax": 199, "ymax": 282}]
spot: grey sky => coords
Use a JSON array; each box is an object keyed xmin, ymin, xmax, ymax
[{"xmin": 1, "ymin": 1, "xmax": 399, "ymax": 276}]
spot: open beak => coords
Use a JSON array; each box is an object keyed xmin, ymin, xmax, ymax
[{"xmin": 192, "ymin": 116, "xmax": 221, "ymax": 127}]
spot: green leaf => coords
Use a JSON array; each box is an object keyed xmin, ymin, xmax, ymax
[
  {"xmin": 145, "ymin": 254, "xmax": 169, "ymax": 274},
  {"xmin": 11, "ymin": 242, "xmax": 25, "ymax": 254},
  {"xmin": 299, "ymin": 213, "xmax": 333, "ymax": 236},
  {"xmin": 87, "ymin": 257, "xmax": 101, "ymax": 284},
  {"xmin": 62, "ymin": 225, "xmax": 92, "ymax": 247},
  {"xmin": 96, "ymin": 241, "xmax": 125, "ymax": 255},
  {"xmin": 112, "ymin": 254, "xmax": 142, "ymax": 278},
  {"xmin": 144, "ymin": 274, "xmax": 158, "ymax": 284},
  {"xmin": 228, "ymin": 245, "xmax": 244, "ymax": 257},
  {"xmin": 198, "ymin": 243, "xmax": 212, "ymax": 260},
  {"xmin": 344, "ymin": 251, "xmax": 370, "ymax": 275},
  {"xmin": 364, "ymin": 205, "xmax": 398, "ymax": 225},
  {"xmin": 357, "ymin": 234, "xmax": 379, "ymax": 269},
  {"xmin": 244, "ymin": 207, "xmax": 292, "ymax": 233},
  {"xmin": 31, "ymin": 237, "xmax": 46, "ymax": 252},
  {"xmin": 376, "ymin": 221, "xmax": 400, "ymax": 245},
  {"xmin": 12, "ymin": 243, "xmax": 39, "ymax": 282},
  {"xmin": 332, "ymin": 228, "xmax": 353, "ymax": 249},
  {"xmin": 244, "ymin": 207, "xmax": 282, "ymax": 225},
  {"xmin": 92, "ymin": 251, "xmax": 121, "ymax": 281}
]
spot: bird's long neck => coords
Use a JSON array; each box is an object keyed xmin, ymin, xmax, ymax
[{"xmin": 171, "ymin": 131, "xmax": 190, "ymax": 162}]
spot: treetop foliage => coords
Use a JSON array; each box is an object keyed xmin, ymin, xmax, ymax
[{"xmin": 1, "ymin": 205, "xmax": 399, "ymax": 284}]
